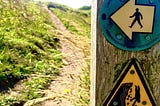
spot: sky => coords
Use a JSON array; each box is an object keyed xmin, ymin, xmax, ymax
[{"xmin": 35, "ymin": 0, "xmax": 91, "ymax": 8}]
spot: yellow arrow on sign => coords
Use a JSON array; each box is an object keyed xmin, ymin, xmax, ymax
[{"xmin": 111, "ymin": 0, "xmax": 155, "ymax": 40}]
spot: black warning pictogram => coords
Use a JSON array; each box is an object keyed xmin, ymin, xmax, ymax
[{"xmin": 102, "ymin": 59, "xmax": 156, "ymax": 106}]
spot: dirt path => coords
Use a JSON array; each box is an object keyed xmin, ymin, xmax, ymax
[{"xmin": 36, "ymin": 6, "xmax": 89, "ymax": 106}]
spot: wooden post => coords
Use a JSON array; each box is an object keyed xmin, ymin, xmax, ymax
[{"xmin": 91, "ymin": 0, "xmax": 160, "ymax": 106}]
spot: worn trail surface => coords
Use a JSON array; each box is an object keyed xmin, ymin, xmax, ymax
[{"xmin": 35, "ymin": 6, "xmax": 89, "ymax": 106}]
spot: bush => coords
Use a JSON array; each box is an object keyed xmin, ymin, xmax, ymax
[{"xmin": 79, "ymin": 6, "xmax": 91, "ymax": 10}]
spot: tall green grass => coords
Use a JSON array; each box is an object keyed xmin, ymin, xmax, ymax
[
  {"xmin": 75, "ymin": 61, "xmax": 90, "ymax": 106},
  {"xmin": 0, "ymin": 0, "xmax": 62, "ymax": 105}
]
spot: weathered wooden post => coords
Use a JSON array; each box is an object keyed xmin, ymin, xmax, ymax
[{"xmin": 91, "ymin": 0, "xmax": 160, "ymax": 106}]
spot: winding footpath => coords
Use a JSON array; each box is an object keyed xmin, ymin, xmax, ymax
[{"xmin": 39, "ymin": 6, "xmax": 89, "ymax": 106}]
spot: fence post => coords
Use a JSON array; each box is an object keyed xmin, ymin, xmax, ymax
[{"xmin": 91, "ymin": 0, "xmax": 160, "ymax": 106}]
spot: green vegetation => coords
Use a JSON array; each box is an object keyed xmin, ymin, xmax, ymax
[
  {"xmin": 50, "ymin": 5, "xmax": 91, "ymax": 38},
  {"xmin": 47, "ymin": 2, "xmax": 70, "ymax": 11},
  {"xmin": 0, "ymin": 0, "xmax": 62, "ymax": 105},
  {"xmin": 75, "ymin": 61, "xmax": 90, "ymax": 106},
  {"xmin": 79, "ymin": 6, "xmax": 91, "ymax": 10},
  {"xmin": 0, "ymin": 0, "xmax": 90, "ymax": 105}
]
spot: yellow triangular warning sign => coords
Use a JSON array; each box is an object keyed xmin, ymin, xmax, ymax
[{"xmin": 103, "ymin": 59, "xmax": 156, "ymax": 106}]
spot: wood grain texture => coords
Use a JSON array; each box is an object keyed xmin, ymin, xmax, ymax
[{"xmin": 91, "ymin": 0, "xmax": 160, "ymax": 105}]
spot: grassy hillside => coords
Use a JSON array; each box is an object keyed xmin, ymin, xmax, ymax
[
  {"xmin": 0, "ymin": 1, "xmax": 90, "ymax": 105},
  {"xmin": 0, "ymin": 1, "xmax": 62, "ymax": 105},
  {"xmin": 48, "ymin": 2, "xmax": 91, "ymax": 38}
]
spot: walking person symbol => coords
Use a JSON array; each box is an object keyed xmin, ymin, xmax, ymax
[{"xmin": 129, "ymin": 8, "xmax": 143, "ymax": 28}]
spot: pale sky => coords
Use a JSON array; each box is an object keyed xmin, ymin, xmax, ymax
[{"xmin": 35, "ymin": 0, "xmax": 91, "ymax": 8}]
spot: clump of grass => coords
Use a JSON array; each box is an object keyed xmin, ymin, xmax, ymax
[{"xmin": 75, "ymin": 61, "xmax": 90, "ymax": 106}]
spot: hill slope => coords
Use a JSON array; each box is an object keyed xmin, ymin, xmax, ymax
[
  {"xmin": 0, "ymin": 1, "xmax": 90, "ymax": 106},
  {"xmin": 0, "ymin": 1, "xmax": 62, "ymax": 105}
]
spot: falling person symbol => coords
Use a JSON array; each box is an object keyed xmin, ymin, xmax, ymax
[
  {"xmin": 129, "ymin": 8, "xmax": 143, "ymax": 28},
  {"xmin": 130, "ymin": 85, "xmax": 141, "ymax": 106}
]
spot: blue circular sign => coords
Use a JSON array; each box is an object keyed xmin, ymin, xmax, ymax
[{"xmin": 99, "ymin": 0, "xmax": 160, "ymax": 51}]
